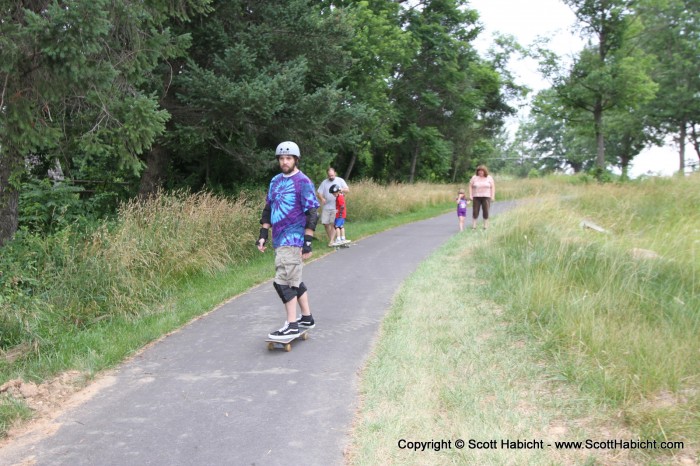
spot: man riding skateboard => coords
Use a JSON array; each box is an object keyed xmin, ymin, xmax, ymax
[{"xmin": 257, "ymin": 141, "xmax": 320, "ymax": 340}]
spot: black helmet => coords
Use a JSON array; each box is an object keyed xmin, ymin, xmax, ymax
[{"xmin": 329, "ymin": 184, "xmax": 340, "ymax": 194}]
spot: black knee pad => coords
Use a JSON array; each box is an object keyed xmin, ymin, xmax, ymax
[
  {"xmin": 296, "ymin": 282, "xmax": 307, "ymax": 298},
  {"xmin": 273, "ymin": 282, "xmax": 297, "ymax": 304}
]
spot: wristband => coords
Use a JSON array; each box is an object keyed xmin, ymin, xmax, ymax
[
  {"xmin": 302, "ymin": 234, "xmax": 313, "ymax": 254},
  {"xmin": 258, "ymin": 227, "xmax": 269, "ymax": 246}
]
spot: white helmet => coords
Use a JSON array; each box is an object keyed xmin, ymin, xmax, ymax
[{"xmin": 275, "ymin": 141, "xmax": 300, "ymax": 158}]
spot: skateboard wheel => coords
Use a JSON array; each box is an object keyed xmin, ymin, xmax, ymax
[
  {"xmin": 301, "ymin": 333, "xmax": 309, "ymax": 341},
  {"xmin": 267, "ymin": 342, "xmax": 274, "ymax": 351},
  {"xmin": 284, "ymin": 344, "xmax": 292, "ymax": 352}
]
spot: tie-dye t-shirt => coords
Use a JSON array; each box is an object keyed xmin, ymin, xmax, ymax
[{"xmin": 266, "ymin": 171, "xmax": 320, "ymax": 248}]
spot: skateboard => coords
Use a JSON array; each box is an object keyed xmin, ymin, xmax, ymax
[
  {"xmin": 333, "ymin": 240, "xmax": 353, "ymax": 249},
  {"xmin": 266, "ymin": 329, "xmax": 309, "ymax": 352}
]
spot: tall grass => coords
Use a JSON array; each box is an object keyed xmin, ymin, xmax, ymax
[
  {"xmin": 473, "ymin": 174, "xmax": 700, "ymax": 445},
  {"xmin": 348, "ymin": 181, "xmax": 456, "ymax": 221},
  {"xmin": 1, "ymin": 191, "xmax": 259, "ymax": 354},
  {"xmin": 350, "ymin": 232, "xmax": 616, "ymax": 465},
  {"xmin": 494, "ymin": 174, "xmax": 589, "ymax": 201}
]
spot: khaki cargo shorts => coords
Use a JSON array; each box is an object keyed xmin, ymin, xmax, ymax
[
  {"xmin": 321, "ymin": 209, "xmax": 336, "ymax": 225},
  {"xmin": 274, "ymin": 246, "xmax": 303, "ymax": 287}
]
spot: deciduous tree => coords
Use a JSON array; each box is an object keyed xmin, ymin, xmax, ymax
[
  {"xmin": 541, "ymin": 0, "xmax": 656, "ymax": 175},
  {"xmin": 638, "ymin": 0, "xmax": 700, "ymax": 173},
  {"xmin": 391, "ymin": 0, "xmax": 513, "ymax": 182}
]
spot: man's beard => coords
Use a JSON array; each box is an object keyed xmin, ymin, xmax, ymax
[{"xmin": 281, "ymin": 162, "xmax": 296, "ymax": 174}]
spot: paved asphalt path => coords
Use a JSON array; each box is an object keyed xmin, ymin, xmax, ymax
[{"xmin": 0, "ymin": 202, "xmax": 516, "ymax": 466}]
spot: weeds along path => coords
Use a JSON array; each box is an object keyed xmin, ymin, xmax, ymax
[
  {"xmin": 0, "ymin": 203, "xmax": 517, "ymax": 466},
  {"xmin": 348, "ymin": 218, "xmax": 671, "ymax": 465}
]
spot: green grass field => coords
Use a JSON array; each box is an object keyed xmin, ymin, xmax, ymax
[
  {"xmin": 349, "ymin": 174, "xmax": 699, "ymax": 465},
  {"xmin": 349, "ymin": 231, "xmax": 615, "ymax": 465}
]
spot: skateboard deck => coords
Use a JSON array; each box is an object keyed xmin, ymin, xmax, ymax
[
  {"xmin": 266, "ymin": 329, "xmax": 309, "ymax": 352},
  {"xmin": 333, "ymin": 240, "xmax": 353, "ymax": 249}
]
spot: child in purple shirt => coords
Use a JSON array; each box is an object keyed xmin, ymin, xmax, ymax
[{"xmin": 456, "ymin": 188, "xmax": 469, "ymax": 232}]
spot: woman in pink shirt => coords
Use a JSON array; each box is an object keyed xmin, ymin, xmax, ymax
[{"xmin": 468, "ymin": 165, "xmax": 495, "ymax": 230}]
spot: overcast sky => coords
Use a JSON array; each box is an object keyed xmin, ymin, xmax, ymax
[{"xmin": 468, "ymin": 0, "xmax": 682, "ymax": 176}]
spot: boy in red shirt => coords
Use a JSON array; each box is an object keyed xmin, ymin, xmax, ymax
[{"xmin": 330, "ymin": 184, "xmax": 349, "ymax": 245}]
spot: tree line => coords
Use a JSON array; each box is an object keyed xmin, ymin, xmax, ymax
[
  {"xmin": 500, "ymin": 0, "xmax": 700, "ymax": 179},
  {"xmin": 0, "ymin": 0, "xmax": 521, "ymax": 246},
  {"xmin": 1, "ymin": 0, "xmax": 698, "ymax": 247}
]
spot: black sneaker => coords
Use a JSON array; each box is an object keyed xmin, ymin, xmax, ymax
[
  {"xmin": 297, "ymin": 314, "xmax": 315, "ymax": 329},
  {"xmin": 268, "ymin": 321, "xmax": 299, "ymax": 340}
]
